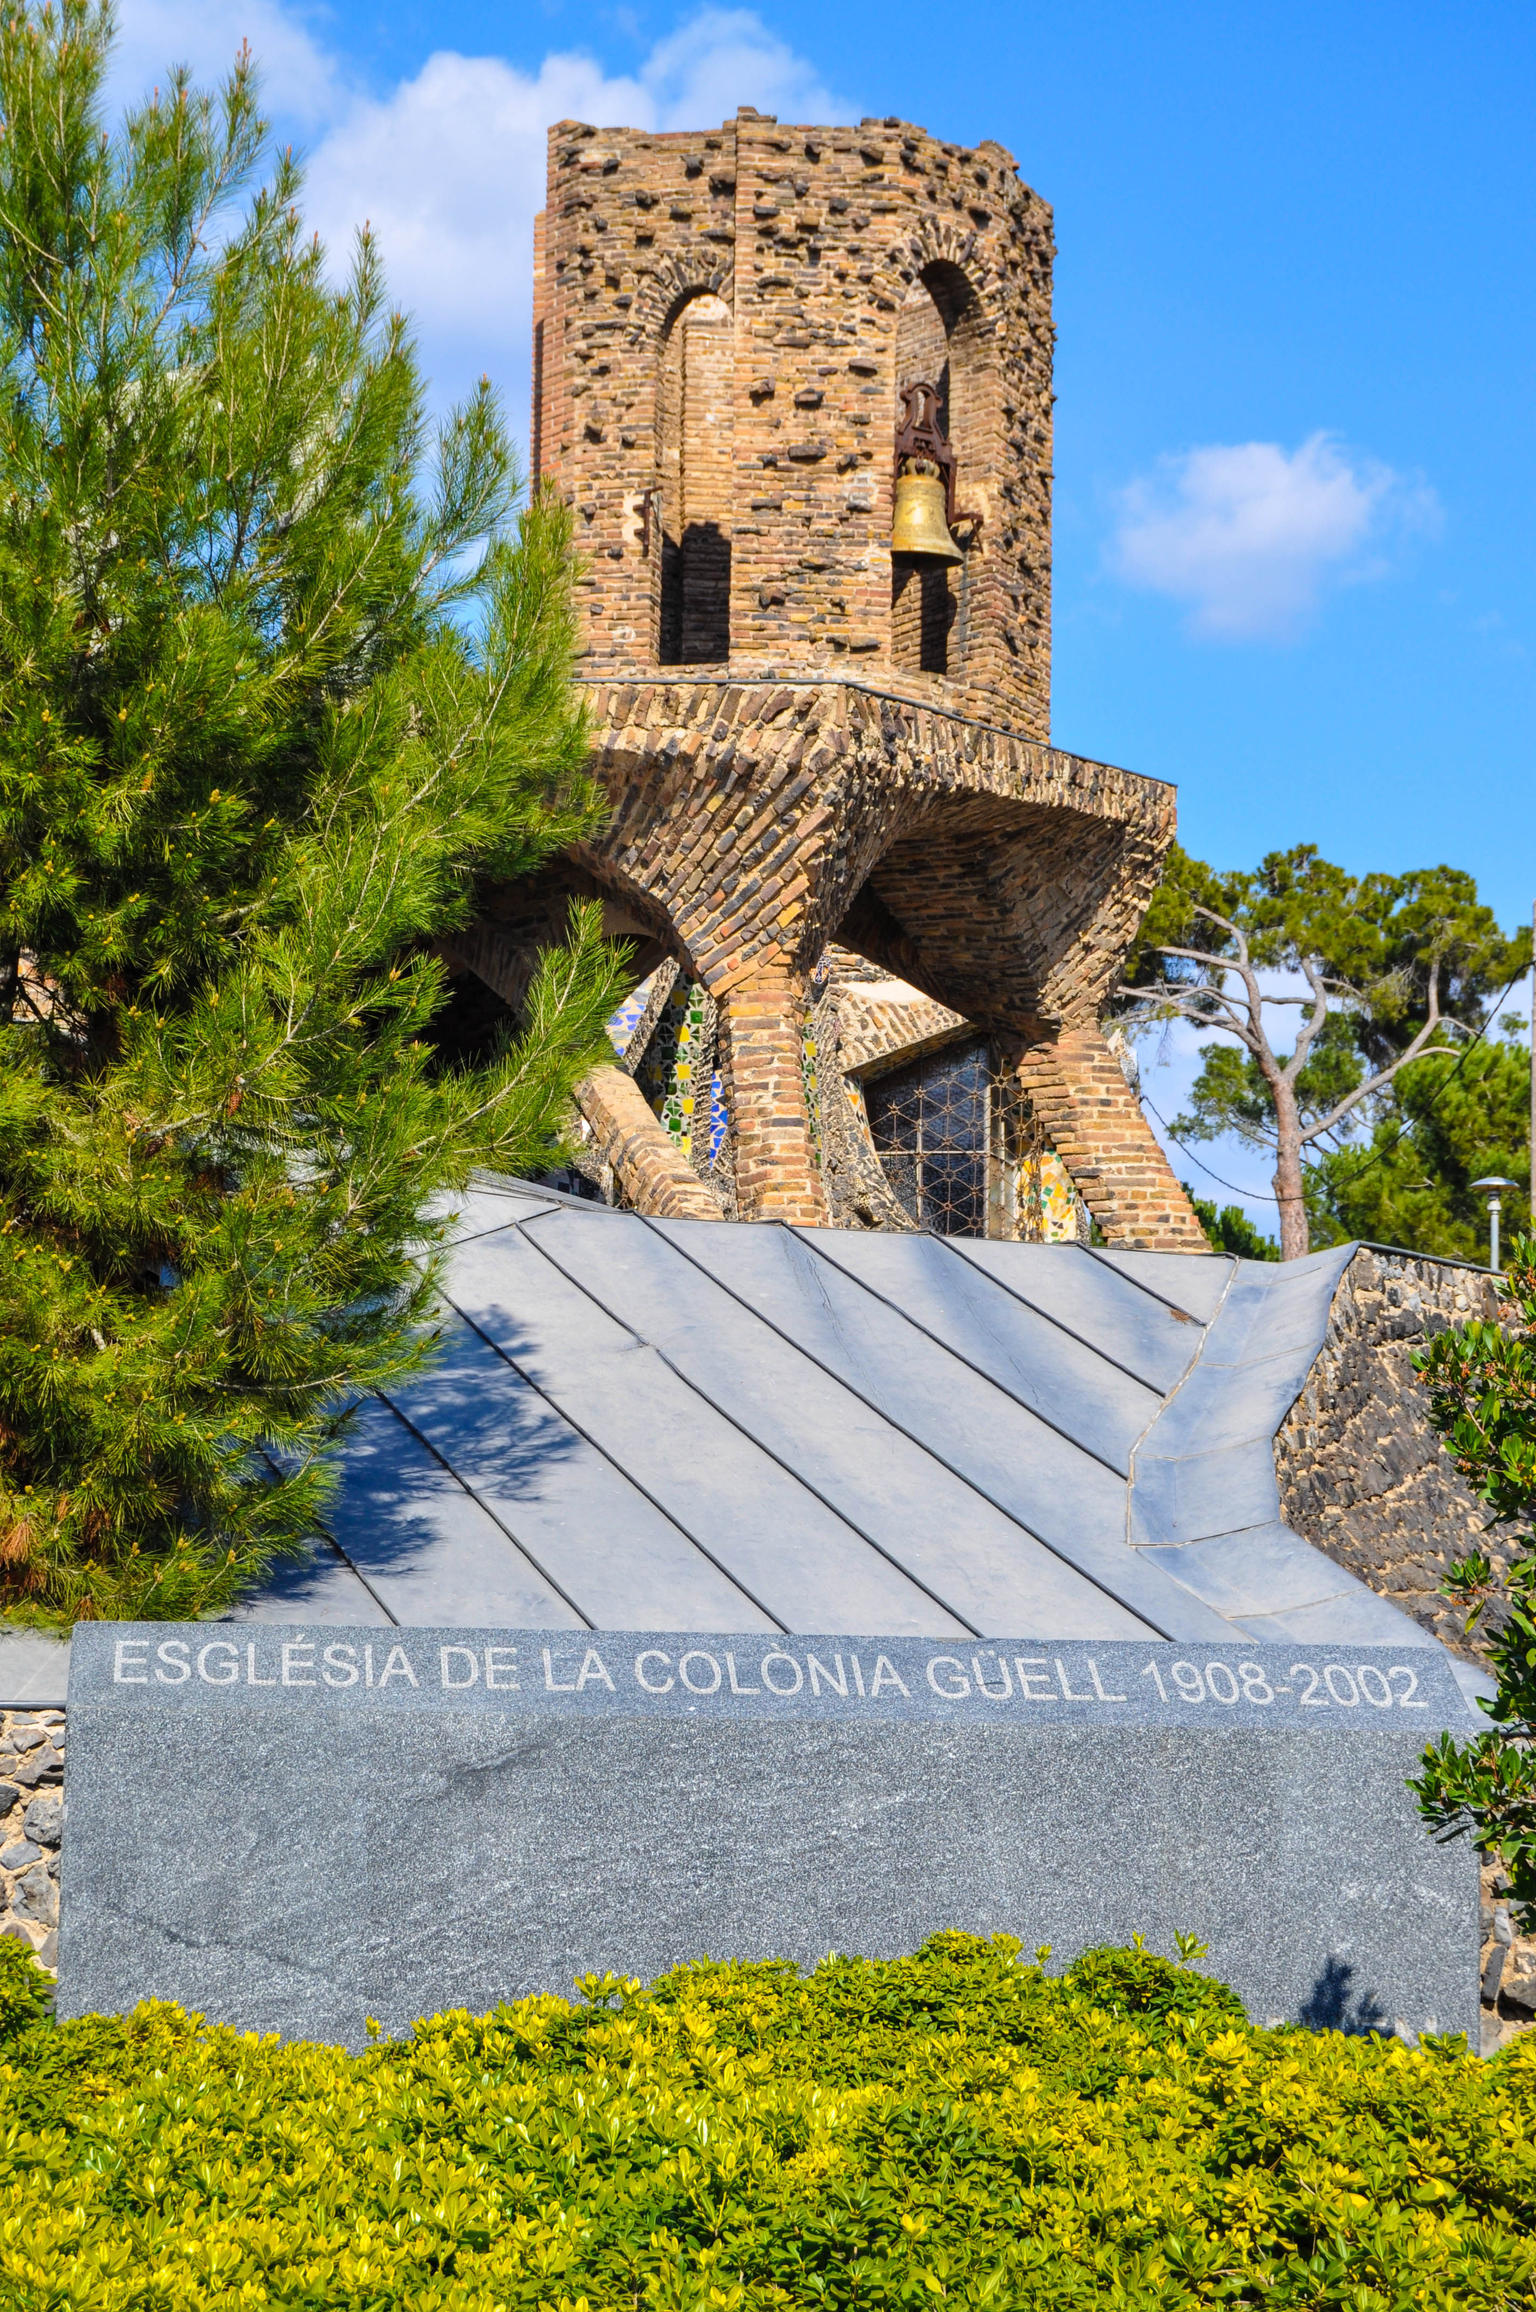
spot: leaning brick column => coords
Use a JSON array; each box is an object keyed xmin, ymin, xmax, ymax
[
  {"xmin": 718, "ymin": 966, "xmax": 829, "ymax": 1223},
  {"xmin": 576, "ymin": 1067, "xmax": 722, "ymax": 1222},
  {"xmin": 1014, "ymin": 1027, "xmax": 1208, "ymax": 1252}
]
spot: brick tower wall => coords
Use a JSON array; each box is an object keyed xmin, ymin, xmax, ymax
[{"xmin": 531, "ymin": 111, "xmax": 1055, "ymax": 740}]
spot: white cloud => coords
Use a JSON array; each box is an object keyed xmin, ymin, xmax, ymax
[
  {"xmin": 301, "ymin": 11, "xmax": 850, "ymax": 413},
  {"xmin": 635, "ymin": 9, "xmax": 844, "ymax": 129},
  {"xmin": 107, "ymin": 5, "xmax": 847, "ymax": 423},
  {"xmin": 111, "ymin": 0, "xmax": 338, "ymax": 127},
  {"xmin": 1109, "ymin": 433, "xmax": 1438, "ymax": 641}
]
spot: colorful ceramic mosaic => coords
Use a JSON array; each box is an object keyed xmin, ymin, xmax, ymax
[
  {"xmin": 634, "ymin": 979, "xmax": 691, "ymax": 1142},
  {"xmin": 628, "ymin": 979, "xmax": 725, "ymax": 1169},
  {"xmin": 604, "ymin": 972, "xmax": 659, "ymax": 1064},
  {"xmin": 800, "ymin": 1021, "xmax": 821, "ymax": 1165},
  {"xmin": 1019, "ymin": 1143, "xmax": 1084, "ymax": 1243},
  {"xmin": 706, "ymin": 1067, "xmax": 728, "ymax": 1167}
]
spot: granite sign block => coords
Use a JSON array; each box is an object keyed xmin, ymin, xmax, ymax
[{"xmin": 60, "ymin": 1623, "xmax": 1480, "ymax": 2046}]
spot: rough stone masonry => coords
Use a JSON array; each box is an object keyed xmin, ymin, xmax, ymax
[{"xmin": 0, "ymin": 1706, "xmax": 64, "ymax": 1973}]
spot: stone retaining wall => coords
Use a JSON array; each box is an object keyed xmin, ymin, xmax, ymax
[
  {"xmin": 1483, "ymin": 1861, "xmax": 1536, "ymax": 2054},
  {"xmin": 1, "ymin": 1706, "xmax": 64, "ymax": 1970},
  {"xmin": 1275, "ymin": 1247, "xmax": 1507, "ymax": 1656}
]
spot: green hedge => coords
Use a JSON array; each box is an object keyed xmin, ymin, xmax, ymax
[{"xmin": 2, "ymin": 1932, "xmax": 1533, "ymax": 2309}]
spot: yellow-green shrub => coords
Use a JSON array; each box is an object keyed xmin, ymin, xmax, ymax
[{"xmin": 2, "ymin": 1932, "xmax": 1533, "ymax": 2309}]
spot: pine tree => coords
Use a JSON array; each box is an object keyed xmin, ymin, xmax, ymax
[
  {"xmin": 0, "ymin": 2, "xmax": 625, "ymax": 1624},
  {"xmin": 1308, "ymin": 1039, "xmax": 1531, "ymax": 1262},
  {"xmin": 1118, "ymin": 844, "xmax": 1529, "ymax": 1258}
]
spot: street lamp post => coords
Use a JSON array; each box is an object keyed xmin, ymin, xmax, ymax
[{"xmin": 1471, "ymin": 1177, "xmax": 1520, "ymax": 1274}]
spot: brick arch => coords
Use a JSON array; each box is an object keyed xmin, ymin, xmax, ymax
[
  {"xmin": 849, "ymin": 795, "xmax": 1141, "ymax": 1039},
  {"xmin": 626, "ymin": 255, "xmax": 734, "ymax": 347},
  {"xmin": 883, "ymin": 219, "xmax": 1009, "ymax": 323}
]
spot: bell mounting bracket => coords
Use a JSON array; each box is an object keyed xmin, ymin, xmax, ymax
[{"xmin": 893, "ymin": 381, "xmax": 983, "ymax": 539}]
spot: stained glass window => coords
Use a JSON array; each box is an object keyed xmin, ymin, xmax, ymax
[{"xmin": 864, "ymin": 1037, "xmax": 990, "ymax": 1236}]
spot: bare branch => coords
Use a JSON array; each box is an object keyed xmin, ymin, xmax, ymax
[
  {"xmin": 1282, "ymin": 954, "xmax": 1332, "ymax": 1083},
  {"xmin": 1116, "ymin": 982, "xmax": 1255, "ymax": 1039},
  {"xmin": 1189, "ymin": 902, "xmax": 1251, "ymax": 971},
  {"xmin": 1299, "ymin": 959, "xmax": 1458, "ymax": 1143},
  {"xmin": 1153, "ymin": 942, "xmax": 1242, "ymax": 973}
]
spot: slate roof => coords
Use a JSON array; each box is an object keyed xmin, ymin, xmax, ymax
[
  {"xmin": 1, "ymin": 1181, "xmax": 1498, "ymax": 1704},
  {"xmin": 241, "ymin": 1180, "xmax": 1433, "ymax": 1650}
]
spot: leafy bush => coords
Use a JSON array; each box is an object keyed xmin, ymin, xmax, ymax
[
  {"xmin": 2, "ymin": 1929, "xmax": 1534, "ymax": 2309},
  {"xmin": 1412, "ymin": 1233, "xmax": 1536, "ymax": 1922},
  {"xmin": 0, "ymin": 1931, "xmax": 53, "ymax": 2044}
]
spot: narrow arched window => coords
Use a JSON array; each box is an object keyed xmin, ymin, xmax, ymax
[
  {"xmin": 891, "ymin": 278, "xmax": 955, "ymax": 675},
  {"xmin": 864, "ymin": 1037, "xmax": 991, "ymax": 1234},
  {"xmin": 656, "ymin": 293, "xmax": 733, "ymax": 663},
  {"xmin": 890, "ymin": 264, "xmax": 984, "ymax": 678}
]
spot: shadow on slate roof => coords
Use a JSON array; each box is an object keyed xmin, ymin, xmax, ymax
[{"xmin": 246, "ymin": 1178, "xmax": 1436, "ymax": 1649}]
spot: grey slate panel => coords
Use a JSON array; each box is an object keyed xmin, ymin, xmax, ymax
[
  {"xmin": 230, "ymin": 1534, "xmax": 393, "ymax": 1626},
  {"xmin": 1141, "ymin": 1523, "xmax": 1398, "ymax": 1622},
  {"xmin": 378, "ymin": 1317, "xmax": 776, "ymax": 1633},
  {"xmin": 430, "ymin": 1184, "xmax": 569, "ymax": 1246},
  {"xmin": 1131, "ymin": 1247, "xmax": 1353, "ymax": 1542},
  {"xmin": 1137, "ymin": 1353, "xmax": 1320, "ymax": 1464},
  {"xmin": 1199, "ymin": 1253, "xmax": 1350, "ymax": 1367},
  {"xmin": 1126, "ymin": 1241, "xmax": 1431, "ymax": 1649},
  {"xmin": 947, "ymin": 1239, "xmax": 1207, "ymax": 1395},
  {"xmin": 522, "ymin": 1211, "xmax": 1156, "ymax": 1646},
  {"xmin": 62, "ymin": 1624, "xmax": 1480, "ymax": 2046},
  {"xmin": 1451, "ymin": 1658, "xmax": 1497, "ymax": 1717},
  {"xmin": 0, "ymin": 1628, "xmax": 70, "ymax": 1707},
  {"xmin": 1130, "ymin": 1448, "xmax": 1285, "ymax": 1552},
  {"xmin": 1090, "ymin": 1248, "xmax": 1235, "ymax": 1323},
  {"xmin": 440, "ymin": 1221, "xmax": 973, "ymax": 1637},
  {"xmin": 637, "ymin": 1214, "xmax": 1217, "ymax": 1639},
  {"xmin": 322, "ymin": 1393, "xmax": 585, "ymax": 1628},
  {"xmin": 212, "ymin": 1191, "xmax": 1457, "ymax": 1667},
  {"xmin": 797, "ymin": 1228, "xmax": 1164, "ymax": 1472},
  {"xmin": 1235, "ymin": 1589, "xmax": 1440, "ymax": 1648}
]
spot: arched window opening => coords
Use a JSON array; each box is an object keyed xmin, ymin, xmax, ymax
[
  {"xmin": 863, "ymin": 1036, "xmax": 1088, "ymax": 1240},
  {"xmin": 656, "ymin": 292, "xmax": 733, "ymax": 664},
  {"xmin": 890, "ymin": 279, "xmax": 954, "ymax": 675},
  {"xmin": 890, "ymin": 264, "xmax": 987, "ymax": 679},
  {"xmin": 865, "ymin": 1037, "xmax": 989, "ymax": 1234}
]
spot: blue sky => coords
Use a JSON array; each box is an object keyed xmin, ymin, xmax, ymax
[{"xmin": 112, "ymin": 0, "xmax": 1535, "ymax": 1229}]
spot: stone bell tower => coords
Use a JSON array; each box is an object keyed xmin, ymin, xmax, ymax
[{"xmin": 452, "ymin": 109, "xmax": 1205, "ymax": 1249}]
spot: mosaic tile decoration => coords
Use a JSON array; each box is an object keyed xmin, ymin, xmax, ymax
[
  {"xmin": 604, "ymin": 970, "xmax": 660, "ymax": 1063},
  {"xmin": 707, "ymin": 1067, "xmax": 728, "ymax": 1165},
  {"xmin": 630, "ymin": 979, "xmax": 710, "ymax": 1151},
  {"xmin": 1019, "ymin": 1143, "xmax": 1084, "ymax": 1243},
  {"xmin": 800, "ymin": 1019, "xmax": 821, "ymax": 1164}
]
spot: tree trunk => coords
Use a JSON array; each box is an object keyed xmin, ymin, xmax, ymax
[{"xmin": 1272, "ymin": 1081, "xmax": 1310, "ymax": 1260}]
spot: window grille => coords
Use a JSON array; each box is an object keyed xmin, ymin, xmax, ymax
[{"xmin": 864, "ymin": 1037, "xmax": 990, "ymax": 1236}]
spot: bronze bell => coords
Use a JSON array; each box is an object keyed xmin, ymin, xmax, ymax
[{"xmin": 891, "ymin": 464, "xmax": 963, "ymax": 563}]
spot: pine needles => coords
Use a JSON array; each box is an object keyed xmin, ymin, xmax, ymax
[{"xmin": 0, "ymin": 2, "xmax": 626, "ymax": 1622}]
